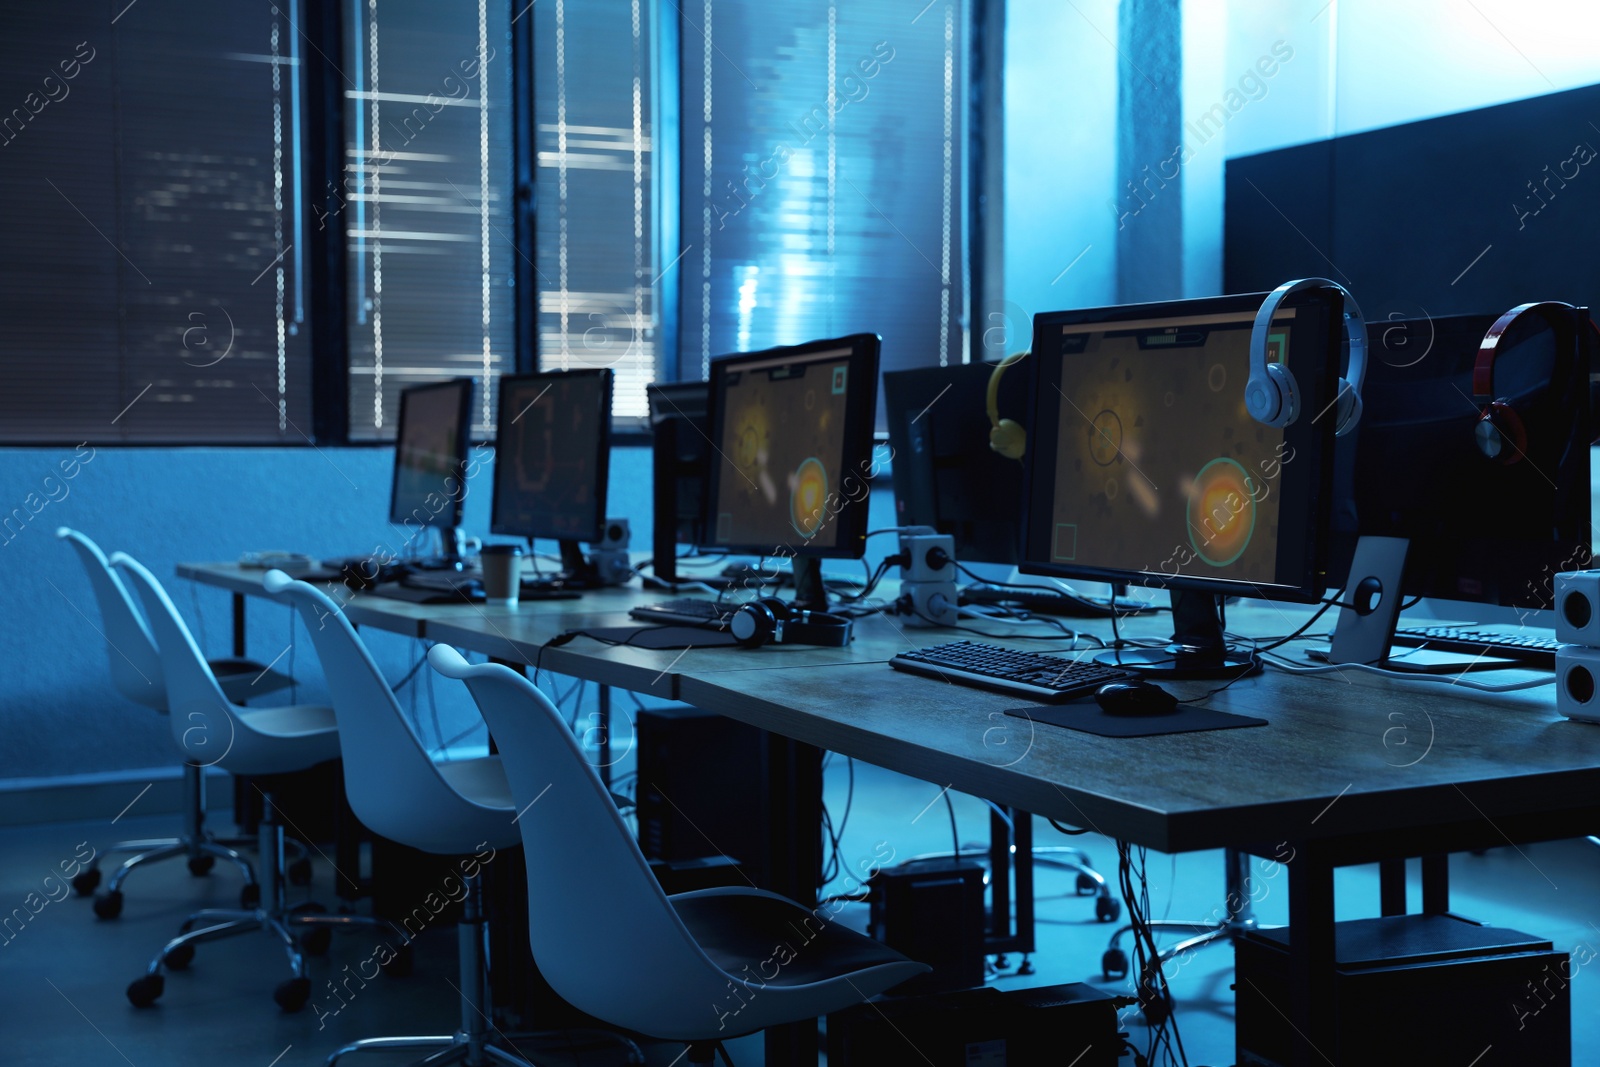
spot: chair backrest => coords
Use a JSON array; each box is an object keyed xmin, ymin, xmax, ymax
[
  {"xmin": 427, "ymin": 645, "xmax": 736, "ymax": 1030},
  {"xmin": 55, "ymin": 528, "xmax": 166, "ymax": 711},
  {"xmin": 263, "ymin": 571, "xmax": 505, "ymax": 853},
  {"xmin": 110, "ymin": 553, "xmax": 256, "ymax": 769}
]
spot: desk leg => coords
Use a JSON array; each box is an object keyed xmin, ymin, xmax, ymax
[
  {"xmin": 1421, "ymin": 853, "xmax": 1449, "ymax": 913},
  {"xmin": 597, "ymin": 686, "xmax": 611, "ymax": 789},
  {"xmin": 232, "ymin": 592, "xmax": 246, "ymax": 657},
  {"xmin": 762, "ymin": 735, "xmax": 822, "ymax": 1067},
  {"xmin": 1286, "ymin": 842, "xmax": 1336, "ymax": 1067},
  {"xmin": 1379, "ymin": 858, "xmax": 1406, "ymax": 916}
]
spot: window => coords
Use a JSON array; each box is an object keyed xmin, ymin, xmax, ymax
[
  {"xmin": 0, "ymin": 1, "xmax": 312, "ymax": 443},
  {"xmin": 534, "ymin": 0, "xmax": 662, "ymax": 422},
  {"xmin": 342, "ymin": 0, "xmax": 515, "ymax": 441},
  {"xmin": 679, "ymin": 0, "xmax": 968, "ymax": 417}
]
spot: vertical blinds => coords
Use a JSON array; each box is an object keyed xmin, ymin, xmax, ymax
[
  {"xmin": 534, "ymin": 0, "xmax": 660, "ymax": 421},
  {"xmin": 0, "ymin": 1, "xmax": 312, "ymax": 443},
  {"xmin": 342, "ymin": 0, "xmax": 514, "ymax": 441},
  {"xmin": 679, "ymin": 0, "xmax": 968, "ymax": 422}
]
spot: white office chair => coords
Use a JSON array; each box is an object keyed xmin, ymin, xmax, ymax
[
  {"xmin": 56, "ymin": 527, "xmax": 300, "ymax": 918},
  {"xmin": 265, "ymin": 571, "xmax": 636, "ymax": 1066},
  {"xmin": 113, "ymin": 554, "xmax": 392, "ymax": 1012},
  {"xmin": 428, "ymin": 644, "xmax": 930, "ymax": 1064}
]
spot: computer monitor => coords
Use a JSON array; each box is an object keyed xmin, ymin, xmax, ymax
[
  {"xmin": 647, "ymin": 381, "xmax": 711, "ymax": 585},
  {"xmin": 491, "ymin": 368, "xmax": 613, "ymax": 580},
  {"xmin": 883, "ymin": 361, "xmax": 1027, "ymax": 566},
  {"xmin": 390, "ymin": 378, "xmax": 474, "ymax": 561},
  {"xmin": 704, "ymin": 334, "xmax": 881, "ymax": 559},
  {"xmin": 1019, "ymin": 289, "xmax": 1345, "ymax": 677},
  {"xmin": 1335, "ymin": 308, "xmax": 1592, "ymax": 619}
]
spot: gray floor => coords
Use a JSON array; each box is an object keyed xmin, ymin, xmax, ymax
[{"xmin": 4, "ymin": 758, "xmax": 1598, "ymax": 1066}]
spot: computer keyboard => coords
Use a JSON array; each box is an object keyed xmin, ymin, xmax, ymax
[
  {"xmin": 888, "ymin": 640, "xmax": 1133, "ymax": 703},
  {"xmin": 629, "ymin": 597, "xmax": 738, "ymax": 630},
  {"xmin": 1390, "ymin": 626, "xmax": 1559, "ymax": 667},
  {"xmin": 961, "ymin": 583, "xmax": 1155, "ymax": 619}
]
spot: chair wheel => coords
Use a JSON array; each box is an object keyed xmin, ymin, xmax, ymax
[
  {"xmin": 240, "ymin": 883, "xmax": 261, "ymax": 909},
  {"xmin": 380, "ymin": 943, "xmax": 413, "ymax": 978},
  {"xmin": 127, "ymin": 974, "xmax": 164, "ymax": 1007},
  {"xmin": 187, "ymin": 854, "xmax": 216, "ymax": 876},
  {"xmin": 92, "ymin": 890, "xmax": 124, "ymax": 920},
  {"xmin": 72, "ymin": 868, "xmax": 101, "ymax": 896},
  {"xmin": 1075, "ymin": 872, "xmax": 1099, "ymax": 896},
  {"xmin": 1102, "ymin": 947, "xmax": 1128, "ymax": 981},
  {"xmin": 287, "ymin": 858, "xmax": 313, "ymax": 886},
  {"xmin": 164, "ymin": 943, "xmax": 196, "ymax": 970},
  {"xmin": 1095, "ymin": 896, "xmax": 1121, "ymax": 923},
  {"xmin": 274, "ymin": 977, "xmax": 311, "ymax": 1013},
  {"xmin": 301, "ymin": 927, "xmax": 332, "ymax": 956}
]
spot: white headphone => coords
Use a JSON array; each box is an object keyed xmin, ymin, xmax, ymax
[{"xmin": 1246, "ymin": 278, "xmax": 1367, "ymax": 437}]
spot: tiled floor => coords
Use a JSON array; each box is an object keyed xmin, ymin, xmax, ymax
[{"xmin": 5, "ymin": 757, "xmax": 1598, "ymax": 1065}]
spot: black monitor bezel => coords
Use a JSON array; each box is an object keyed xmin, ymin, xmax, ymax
[
  {"xmin": 1338, "ymin": 308, "xmax": 1593, "ymax": 610},
  {"xmin": 704, "ymin": 333, "xmax": 882, "ymax": 560},
  {"xmin": 490, "ymin": 368, "xmax": 614, "ymax": 544},
  {"xmin": 883, "ymin": 360, "xmax": 1027, "ymax": 566},
  {"xmin": 388, "ymin": 378, "xmax": 474, "ymax": 529},
  {"xmin": 1018, "ymin": 290, "xmax": 1342, "ymax": 603},
  {"xmin": 647, "ymin": 380, "xmax": 712, "ymax": 548}
]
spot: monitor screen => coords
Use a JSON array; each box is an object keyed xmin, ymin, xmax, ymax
[
  {"xmin": 1020, "ymin": 292, "xmax": 1342, "ymax": 601},
  {"xmin": 883, "ymin": 361, "xmax": 1028, "ymax": 565},
  {"xmin": 389, "ymin": 379, "xmax": 473, "ymax": 529},
  {"xmin": 1335, "ymin": 309, "xmax": 1592, "ymax": 610},
  {"xmin": 491, "ymin": 369, "xmax": 613, "ymax": 544},
  {"xmin": 647, "ymin": 381, "xmax": 711, "ymax": 548},
  {"xmin": 704, "ymin": 334, "xmax": 881, "ymax": 559}
]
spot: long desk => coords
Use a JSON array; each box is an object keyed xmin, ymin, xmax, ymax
[{"xmin": 179, "ymin": 562, "xmax": 1600, "ymax": 1066}]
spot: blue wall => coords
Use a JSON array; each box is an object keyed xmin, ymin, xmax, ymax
[
  {"xmin": 0, "ymin": 443, "xmax": 899, "ymax": 783},
  {"xmin": 0, "ymin": 445, "xmax": 654, "ymax": 782}
]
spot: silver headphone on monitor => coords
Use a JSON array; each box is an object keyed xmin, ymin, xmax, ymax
[{"xmin": 1245, "ymin": 278, "xmax": 1368, "ymax": 437}]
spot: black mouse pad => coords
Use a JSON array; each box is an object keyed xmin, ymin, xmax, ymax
[
  {"xmin": 578, "ymin": 625, "xmax": 741, "ymax": 650},
  {"xmin": 1003, "ymin": 703, "xmax": 1268, "ymax": 738}
]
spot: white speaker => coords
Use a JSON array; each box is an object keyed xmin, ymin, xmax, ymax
[
  {"xmin": 1554, "ymin": 570, "xmax": 1600, "ymax": 645},
  {"xmin": 1556, "ymin": 644, "xmax": 1600, "ymax": 723},
  {"xmin": 899, "ymin": 531, "xmax": 957, "ymax": 627},
  {"xmin": 597, "ymin": 518, "xmax": 630, "ymax": 552},
  {"xmin": 590, "ymin": 518, "xmax": 632, "ymax": 586}
]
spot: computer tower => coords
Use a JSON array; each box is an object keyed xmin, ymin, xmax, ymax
[
  {"xmin": 635, "ymin": 705, "xmax": 765, "ymax": 884},
  {"xmin": 1235, "ymin": 913, "xmax": 1570, "ymax": 1066},
  {"xmin": 827, "ymin": 982, "xmax": 1122, "ymax": 1066},
  {"xmin": 869, "ymin": 859, "xmax": 988, "ymax": 994}
]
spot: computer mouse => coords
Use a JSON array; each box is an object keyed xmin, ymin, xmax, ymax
[{"xmin": 1094, "ymin": 680, "xmax": 1180, "ymax": 716}]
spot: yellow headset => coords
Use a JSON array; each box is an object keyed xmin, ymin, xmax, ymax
[{"xmin": 987, "ymin": 351, "xmax": 1028, "ymax": 460}]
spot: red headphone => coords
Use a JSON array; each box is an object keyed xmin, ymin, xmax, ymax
[{"xmin": 1472, "ymin": 301, "xmax": 1577, "ymax": 464}]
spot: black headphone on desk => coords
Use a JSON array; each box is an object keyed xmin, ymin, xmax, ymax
[{"xmin": 729, "ymin": 597, "xmax": 852, "ymax": 649}]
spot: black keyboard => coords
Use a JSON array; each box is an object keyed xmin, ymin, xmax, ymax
[
  {"xmin": 1391, "ymin": 626, "xmax": 1559, "ymax": 667},
  {"xmin": 889, "ymin": 640, "xmax": 1133, "ymax": 702},
  {"xmin": 961, "ymin": 583, "xmax": 1155, "ymax": 619},
  {"xmin": 629, "ymin": 597, "xmax": 738, "ymax": 630}
]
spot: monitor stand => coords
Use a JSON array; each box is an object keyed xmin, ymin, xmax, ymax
[
  {"xmin": 407, "ymin": 525, "xmax": 467, "ymax": 571},
  {"xmin": 792, "ymin": 557, "xmax": 830, "ymax": 612},
  {"xmin": 520, "ymin": 539, "xmax": 601, "ymax": 591},
  {"xmin": 1094, "ymin": 589, "xmax": 1263, "ymax": 681}
]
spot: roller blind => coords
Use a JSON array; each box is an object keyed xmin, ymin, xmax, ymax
[
  {"xmin": 680, "ymin": 0, "xmax": 968, "ymax": 420},
  {"xmin": 342, "ymin": 0, "xmax": 515, "ymax": 441},
  {"xmin": 0, "ymin": 1, "xmax": 313, "ymax": 443},
  {"xmin": 534, "ymin": 0, "xmax": 661, "ymax": 421}
]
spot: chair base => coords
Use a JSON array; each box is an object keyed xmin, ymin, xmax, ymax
[
  {"xmin": 76, "ymin": 763, "xmax": 310, "ymax": 908},
  {"xmin": 127, "ymin": 805, "xmax": 390, "ymax": 1011},
  {"xmin": 326, "ymin": 874, "xmax": 644, "ymax": 1066}
]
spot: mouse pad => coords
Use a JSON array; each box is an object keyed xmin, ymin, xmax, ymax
[
  {"xmin": 578, "ymin": 625, "xmax": 742, "ymax": 650},
  {"xmin": 1003, "ymin": 703, "xmax": 1268, "ymax": 738}
]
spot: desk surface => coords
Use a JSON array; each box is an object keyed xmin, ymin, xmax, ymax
[{"xmin": 182, "ymin": 562, "xmax": 1600, "ymax": 856}]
